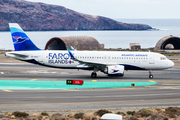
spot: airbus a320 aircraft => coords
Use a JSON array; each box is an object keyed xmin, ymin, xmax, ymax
[{"xmin": 6, "ymin": 23, "xmax": 174, "ymax": 79}]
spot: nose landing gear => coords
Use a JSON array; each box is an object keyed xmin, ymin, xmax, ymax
[{"xmin": 149, "ymin": 70, "xmax": 153, "ymax": 79}]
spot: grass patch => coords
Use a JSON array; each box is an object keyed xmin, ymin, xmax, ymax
[
  {"xmin": 41, "ymin": 111, "xmax": 49, "ymax": 116},
  {"xmin": 74, "ymin": 112, "xmax": 84, "ymax": 119},
  {"xmin": 165, "ymin": 107, "xmax": 180, "ymax": 113},
  {"xmin": 95, "ymin": 109, "xmax": 112, "ymax": 117},
  {"xmin": 127, "ymin": 111, "xmax": 136, "ymax": 115},
  {"xmin": 116, "ymin": 111, "xmax": 126, "ymax": 116},
  {"xmin": 12, "ymin": 111, "xmax": 29, "ymax": 118},
  {"xmin": 68, "ymin": 113, "xmax": 75, "ymax": 118},
  {"xmin": 139, "ymin": 108, "xmax": 153, "ymax": 117},
  {"xmin": 158, "ymin": 51, "xmax": 180, "ymax": 56},
  {"xmin": 155, "ymin": 108, "xmax": 163, "ymax": 113},
  {"xmin": 169, "ymin": 58, "xmax": 178, "ymax": 60},
  {"xmin": 129, "ymin": 116, "xmax": 138, "ymax": 120}
]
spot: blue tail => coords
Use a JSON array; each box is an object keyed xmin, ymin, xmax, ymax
[{"xmin": 9, "ymin": 23, "xmax": 41, "ymax": 51}]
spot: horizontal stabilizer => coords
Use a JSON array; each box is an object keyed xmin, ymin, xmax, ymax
[{"xmin": 6, "ymin": 52, "xmax": 29, "ymax": 59}]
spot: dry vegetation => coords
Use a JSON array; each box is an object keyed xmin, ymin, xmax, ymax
[{"xmin": 1, "ymin": 107, "xmax": 180, "ymax": 120}]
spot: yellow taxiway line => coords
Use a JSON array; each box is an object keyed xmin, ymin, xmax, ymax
[
  {"xmin": 149, "ymin": 80, "xmax": 156, "ymax": 82},
  {"xmin": 2, "ymin": 90, "xmax": 13, "ymax": 92},
  {"xmin": 29, "ymin": 79, "xmax": 37, "ymax": 81}
]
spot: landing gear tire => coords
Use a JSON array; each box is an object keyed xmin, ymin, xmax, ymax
[
  {"xmin": 91, "ymin": 72, "xmax": 97, "ymax": 78},
  {"xmin": 149, "ymin": 70, "xmax": 153, "ymax": 79},
  {"xmin": 149, "ymin": 75, "xmax": 153, "ymax": 79}
]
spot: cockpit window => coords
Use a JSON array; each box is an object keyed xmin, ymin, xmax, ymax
[{"xmin": 160, "ymin": 57, "xmax": 166, "ymax": 60}]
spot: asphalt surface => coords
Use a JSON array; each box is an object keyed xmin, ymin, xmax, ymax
[{"xmin": 0, "ymin": 63, "xmax": 180, "ymax": 111}]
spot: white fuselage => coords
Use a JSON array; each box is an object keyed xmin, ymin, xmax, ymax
[
  {"xmin": 6, "ymin": 50, "xmax": 174, "ymax": 70},
  {"xmin": 7, "ymin": 23, "xmax": 174, "ymax": 78}
]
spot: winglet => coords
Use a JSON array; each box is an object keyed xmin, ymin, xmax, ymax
[
  {"xmin": 70, "ymin": 46, "xmax": 75, "ymax": 51},
  {"xmin": 67, "ymin": 49, "xmax": 76, "ymax": 59}
]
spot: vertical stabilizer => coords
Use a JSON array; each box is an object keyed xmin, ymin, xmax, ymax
[{"xmin": 9, "ymin": 23, "xmax": 41, "ymax": 51}]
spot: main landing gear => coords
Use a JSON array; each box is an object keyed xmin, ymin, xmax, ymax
[
  {"xmin": 91, "ymin": 67, "xmax": 99, "ymax": 78},
  {"xmin": 91, "ymin": 72, "xmax": 97, "ymax": 78},
  {"xmin": 149, "ymin": 70, "xmax": 153, "ymax": 79}
]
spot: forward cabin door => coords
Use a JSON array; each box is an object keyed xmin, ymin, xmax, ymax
[{"xmin": 149, "ymin": 54, "xmax": 154, "ymax": 64}]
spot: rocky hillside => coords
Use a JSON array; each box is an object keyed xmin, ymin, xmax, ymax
[{"xmin": 0, "ymin": 0, "xmax": 152, "ymax": 31}]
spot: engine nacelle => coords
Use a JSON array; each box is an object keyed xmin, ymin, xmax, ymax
[{"xmin": 103, "ymin": 65, "xmax": 124, "ymax": 76}]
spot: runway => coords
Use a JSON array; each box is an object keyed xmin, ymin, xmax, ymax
[{"xmin": 0, "ymin": 63, "xmax": 180, "ymax": 111}]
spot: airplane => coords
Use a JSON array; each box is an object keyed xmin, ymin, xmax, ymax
[{"xmin": 6, "ymin": 23, "xmax": 174, "ymax": 79}]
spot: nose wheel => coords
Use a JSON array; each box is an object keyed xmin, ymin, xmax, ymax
[
  {"xmin": 91, "ymin": 72, "xmax": 97, "ymax": 78},
  {"xmin": 149, "ymin": 75, "xmax": 153, "ymax": 79},
  {"xmin": 149, "ymin": 71, "xmax": 153, "ymax": 79}
]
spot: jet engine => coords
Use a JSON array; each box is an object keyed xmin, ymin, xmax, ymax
[{"xmin": 102, "ymin": 65, "xmax": 124, "ymax": 76}]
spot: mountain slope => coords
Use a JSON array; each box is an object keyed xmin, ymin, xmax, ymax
[{"xmin": 0, "ymin": 0, "xmax": 152, "ymax": 31}]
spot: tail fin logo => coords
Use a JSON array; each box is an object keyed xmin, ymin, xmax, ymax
[{"xmin": 13, "ymin": 37, "xmax": 29, "ymax": 44}]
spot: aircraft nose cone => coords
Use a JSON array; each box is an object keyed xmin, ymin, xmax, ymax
[{"xmin": 169, "ymin": 60, "xmax": 174, "ymax": 68}]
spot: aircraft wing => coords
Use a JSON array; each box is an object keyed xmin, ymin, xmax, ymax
[{"xmin": 67, "ymin": 49, "xmax": 116, "ymax": 67}]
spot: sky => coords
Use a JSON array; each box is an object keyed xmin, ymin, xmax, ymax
[{"xmin": 26, "ymin": 0, "xmax": 180, "ymax": 19}]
